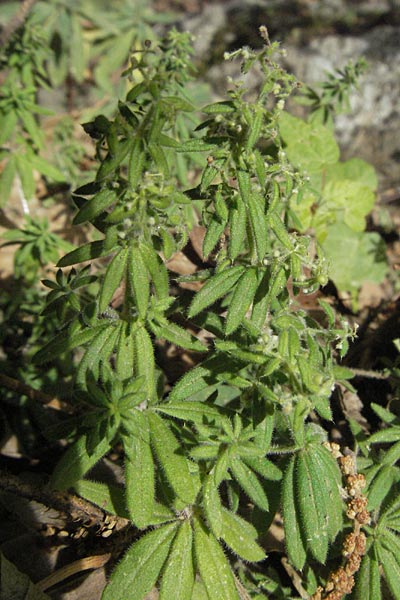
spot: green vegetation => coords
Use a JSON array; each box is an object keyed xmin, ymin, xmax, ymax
[{"xmin": 0, "ymin": 5, "xmax": 399, "ymax": 599}]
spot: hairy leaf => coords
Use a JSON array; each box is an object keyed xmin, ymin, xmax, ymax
[{"xmin": 159, "ymin": 520, "xmax": 195, "ymax": 600}]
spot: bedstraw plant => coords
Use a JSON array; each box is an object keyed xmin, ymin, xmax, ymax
[{"xmin": 32, "ymin": 29, "xmax": 400, "ymax": 600}]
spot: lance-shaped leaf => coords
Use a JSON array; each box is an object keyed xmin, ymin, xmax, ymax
[
  {"xmin": 268, "ymin": 212, "xmax": 293, "ymax": 250},
  {"xmin": 193, "ymin": 516, "xmax": 239, "ymax": 600},
  {"xmin": 102, "ymin": 522, "xmax": 178, "ymax": 600},
  {"xmin": 134, "ymin": 326, "xmax": 156, "ymax": 403},
  {"xmin": 75, "ymin": 324, "xmax": 120, "ymax": 388},
  {"xmin": 188, "ymin": 266, "xmax": 245, "ymax": 318},
  {"xmin": 202, "ymin": 101, "xmax": 235, "ymax": 114},
  {"xmin": 295, "ymin": 449, "xmax": 329, "ymax": 563},
  {"xmin": 115, "ymin": 321, "xmax": 136, "ymax": 380},
  {"xmin": 33, "ymin": 324, "xmax": 108, "ymax": 364},
  {"xmin": 73, "ymin": 479, "xmax": 129, "ymax": 519},
  {"xmin": 51, "ymin": 435, "xmax": 110, "ymax": 490},
  {"xmin": 203, "ymin": 471, "xmax": 223, "ymax": 538},
  {"xmin": 176, "ymin": 139, "xmax": 218, "ymax": 152},
  {"xmin": 159, "ymin": 519, "xmax": 195, "ymax": 600},
  {"xmin": 282, "ymin": 455, "xmax": 307, "ymax": 570},
  {"xmin": 230, "ymin": 457, "xmax": 269, "ymax": 511},
  {"xmin": 377, "ymin": 545, "xmax": 400, "ymax": 600},
  {"xmin": 156, "ymin": 402, "xmax": 227, "ymax": 427},
  {"xmin": 128, "ymin": 138, "xmax": 146, "ymax": 189},
  {"xmin": 148, "ymin": 412, "xmax": 197, "ymax": 505},
  {"xmin": 73, "ymin": 189, "xmax": 117, "ymax": 225},
  {"xmin": 203, "ymin": 216, "xmax": 227, "ymax": 259},
  {"xmin": 125, "ymin": 432, "xmax": 155, "ymax": 528},
  {"xmin": 168, "ymin": 354, "xmax": 244, "ymax": 402},
  {"xmin": 247, "ymin": 192, "xmax": 267, "ymax": 261},
  {"xmin": 312, "ymin": 444, "xmax": 343, "ymax": 540},
  {"xmin": 228, "ymin": 195, "xmax": 247, "ymax": 261},
  {"xmin": 128, "ymin": 245, "xmax": 150, "ymax": 320},
  {"xmin": 354, "ymin": 551, "xmax": 382, "ymax": 600},
  {"xmin": 250, "ymin": 268, "xmax": 271, "ymax": 331},
  {"xmin": 149, "ymin": 319, "xmax": 206, "ymax": 353},
  {"xmin": 139, "ymin": 241, "xmax": 169, "ymax": 299},
  {"xmin": 99, "ymin": 247, "xmax": 129, "ymax": 312},
  {"xmin": 220, "ymin": 508, "xmax": 266, "ymax": 562},
  {"xmin": 225, "ymin": 267, "xmax": 258, "ymax": 335},
  {"xmin": 57, "ymin": 240, "xmax": 116, "ymax": 267},
  {"xmin": 200, "ymin": 158, "xmax": 226, "ymax": 192}
]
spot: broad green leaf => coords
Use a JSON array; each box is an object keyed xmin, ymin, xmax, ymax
[
  {"xmin": 149, "ymin": 319, "xmax": 206, "ymax": 352},
  {"xmin": 225, "ymin": 268, "xmax": 258, "ymax": 335},
  {"xmin": 282, "ymin": 456, "xmax": 306, "ymax": 570},
  {"xmin": 188, "ymin": 266, "xmax": 245, "ymax": 318},
  {"xmin": 295, "ymin": 449, "xmax": 329, "ymax": 563},
  {"xmin": 279, "ymin": 112, "xmax": 339, "ymax": 186},
  {"xmin": 325, "ymin": 158, "xmax": 378, "ymax": 192},
  {"xmin": 128, "ymin": 245, "xmax": 150, "ymax": 320},
  {"xmin": 51, "ymin": 435, "xmax": 110, "ymax": 490},
  {"xmin": 220, "ymin": 508, "xmax": 266, "ymax": 562},
  {"xmin": 102, "ymin": 522, "xmax": 178, "ymax": 600},
  {"xmin": 160, "ymin": 520, "xmax": 195, "ymax": 600},
  {"xmin": 73, "ymin": 189, "xmax": 117, "ymax": 226},
  {"xmin": 320, "ymin": 179, "xmax": 375, "ymax": 233},
  {"xmin": 73, "ymin": 480, "xmax": 129, "ymax": 519},
  {"xmin": 133, "ymin": 326, "xmax": 156, "ymax": 403},
  {"xmin": 125, "ymin": 433, "xmax": 155, "ymax": 528},
  {"xmin": 193, "ymin": 517, "xmax": 239, "ymax": 600},
  {"xmin": 322, "ymin": 224, "xmax": 387, "ymax": 295},
  {"xmin": 148, "ymin": 412, "xmax": 197, "ymax": 505},
  {"xmin": 57, "ymin": 240, "xmax": 116, "ymax": 267},
  {"xmin": 230, "ymin": 457, "xmax": 269, "ymax": 511},
  {"xmin": 203, "ymin": 471, "xmax": 223, "ymax": 538},
  {"xmin": 99, "ymin": 248, "xmax": 129, "ymax": 312}
]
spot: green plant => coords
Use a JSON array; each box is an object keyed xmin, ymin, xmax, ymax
[
  {"xmin": 280, "ymin": 62, "xmax": 388, "ymax": 307},
  {"xmin": 5, "ymin": 28, "xmax": 400, "ymax": 600}
]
